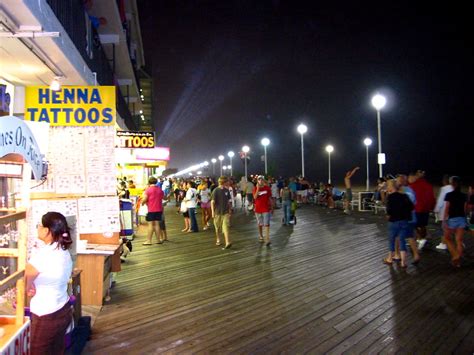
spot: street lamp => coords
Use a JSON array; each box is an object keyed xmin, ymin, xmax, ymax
[
  {"xmin": 261, "ymin": 138, "xmax": 270, "ymax": 175},
  {"xmin": 325, "ymin": 145, "xmax": 334, "ymax": 184},
  {"xmin": 227, "ymin": 151, "xmax": 235, "ymax": 176},
  {"xmin": 371, "ymin": 94, "xmax": 387, "ymax": 177},
  {"xmin": 218, "ymin": 155, "xmax": 224, "ymax": 176},
  {"xmin": 211, "ymin": 158, "xmax": 217, "ymax": 175},
  {"xmin": 363, "ymin": 138, "xmax": 372, "ymax": 191},
  {"xmin": 222, "ymin": 165, "xmax": 227, "ymax": 175},
  {"xmin": 297, "ymin": 124, "xmax": 308, "ymax": 177},
  {"xmin": 242, "ymin": 145, "xmax": 250, "ymax": 177}
]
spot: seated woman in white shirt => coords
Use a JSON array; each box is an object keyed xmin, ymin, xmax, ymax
[{"xmin": 25, "ymin": 212, "xmax": 73, "ymax": 355}]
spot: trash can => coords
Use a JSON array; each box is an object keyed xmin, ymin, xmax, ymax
[{"xmin": 119, "ymin": 199, "xmax": 134, "ymax": 240}]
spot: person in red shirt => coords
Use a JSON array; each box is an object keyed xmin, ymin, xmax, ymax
[
  {"xmin": 408, "ymin": 170, "xmax": 436, "ymax": 250},
  {"xmin": 142, "ymin": 176, "xmax": 164, "ymax": 245},
  {"xmin": 253, "ymin": 175, "xmax": 273, "ymax": 246}
]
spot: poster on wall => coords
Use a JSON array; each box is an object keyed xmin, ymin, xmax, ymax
[{"xmin": 77, "ymin": 197, "xmax": 120, "ymax": 234}]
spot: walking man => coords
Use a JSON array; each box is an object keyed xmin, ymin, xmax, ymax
[
  {"xmin": 253, "ymin": 175, "xmax": 273, "ymax": 246},
  {"xmin": 142, "ymin": 176, "xmax": 164, "ymax": 245},
  {"xmin": 211, "ymin": 176, "xmax": 232, "ymax": 249},
  {"xmin": 409, "ymin": 170, "xmax": 436, "ymax": 250}
]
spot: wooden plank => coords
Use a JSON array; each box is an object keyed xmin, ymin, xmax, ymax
[
  {"xmin": 0, "ymin": 248, "xmax": 19, "ymax": 257},
  {"xmin": 0, "ymin": 270, "xmax": 25, "ymax": 293},
  {"xmin": 83, "ymin": 204, "xmax": 474, "ymax": 354},
  {"xmin": 0, "ymin": 210, "xmax": 26, "ymax": 224}
]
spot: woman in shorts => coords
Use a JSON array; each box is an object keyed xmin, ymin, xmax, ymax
[
  {"xmin": 443, "ymin": 176, "xmax": 468, "ymax": 267},
  {"xmin": 198, "ymin": 181, "xmax": 212, "ymax": 230}
]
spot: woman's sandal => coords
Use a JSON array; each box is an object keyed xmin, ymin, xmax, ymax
[{"xmin": 383, "ymin": 258, "xmax": 393, "ymax": 265}]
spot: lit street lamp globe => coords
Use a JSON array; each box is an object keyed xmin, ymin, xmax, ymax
[
  {"xmin": 371, "ymin": 94, "xmax": 386, "ymax": 110},
  {"xmin": 211, "ymin": 158, "xmax": 217, "ymax": 163},
  {"xmin": 228, "ymin": 151, "xmax": 235, "ymax": 158},
  {"xmin": 242, "ymin": 145, "xmax": 250, "ymax": 153},
  {"xmin": 325, "ymin": 145, "xmax": 334, "ymax": 153},
  {"xmin": 364, "ymin": 138, "xmax": 373, "ymax": 146},
  {"xmin": 261, "ymin": 138, "xmax": 270, "ymax": 146},
  {"xmin": 297, "ymin": 124, "xmax": 308, "ymax": 135},
  {"xmin": 218, "ymin": 155, "xmax": 224, "ymax": 161}
]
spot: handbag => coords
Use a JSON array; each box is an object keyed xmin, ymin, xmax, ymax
[
  {"xmin": 138, "ymin": 203, "xmax": 148, "ymax": 216},
  {"xmin": 180, "ymin": 201, "xmax": 188, "ymax": 213}
]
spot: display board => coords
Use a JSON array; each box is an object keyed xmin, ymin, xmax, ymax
[{"xmin": 31, "ymin": 126, "xmax": 116, "ymax": 195}]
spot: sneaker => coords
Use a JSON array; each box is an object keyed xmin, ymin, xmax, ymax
[
  {"xmin": 418, "ymin": 239, "xmax": 427, "ymax": 250},
  {"xmin": 436, "ymin": 243, "xmax": 447, "ymax": 250}
]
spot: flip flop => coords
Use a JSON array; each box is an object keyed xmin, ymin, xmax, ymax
[
  {"xmin": 383, "ymin": 258, "xmax": 393, "ymax": 265},
  {"xmin": 142, "ymin": 242, "xmax": 152, "ymax": 246}
]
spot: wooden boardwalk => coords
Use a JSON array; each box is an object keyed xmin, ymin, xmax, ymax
[{"xmin": 84, "ymin": 204, "xmax": 474, "ymax": 354}]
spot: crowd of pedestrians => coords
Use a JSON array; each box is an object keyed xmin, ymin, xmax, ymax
[{"xmin": 133, "ymin": 170, "xmax": 473, "ymax": 268}]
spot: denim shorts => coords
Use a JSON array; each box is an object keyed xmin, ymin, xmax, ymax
[
  {"xmin": 446, "ymin": 217, "xmax": 467, "ymax": 229},
  {"xmin": 255, "ymin": 212, "xmax": 271, "ymax": 226}
]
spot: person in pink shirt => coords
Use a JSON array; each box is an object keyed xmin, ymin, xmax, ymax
[{"xmin": 142, "ymin": 176, "xmax": 164, "ymax": 245}]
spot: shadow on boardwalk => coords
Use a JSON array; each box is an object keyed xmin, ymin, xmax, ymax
[{"xmin": 84, "ymin": 204, "xmax": 474, "ymax": 354}]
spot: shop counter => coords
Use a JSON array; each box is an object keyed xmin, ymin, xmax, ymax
[{"xmin": 76, "ymin": 244, "xmax": 121, "ymax": 307}]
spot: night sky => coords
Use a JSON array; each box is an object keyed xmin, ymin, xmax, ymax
[{"xmin": 137, "ymin": 1, "xmax": 473, "ymax": 184}]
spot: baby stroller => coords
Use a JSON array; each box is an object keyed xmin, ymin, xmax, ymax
[{"xmin": 282, "ymin": 200, "xmax": 298, "ymax": 225}]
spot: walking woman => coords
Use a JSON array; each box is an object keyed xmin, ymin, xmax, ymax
[
  {"xmin": 280, "ymin": 180, "xmax": 293, "ymax": 225},
  {"xmin": 384, "ymin": 180, "xmax": 413, "ymax": 268},
  {"xmin": 26, "ymin": 212, "xmax": 73, "ymax": 354},
  {"xmin": 443, "ymin": 176, "xmax": 468, "ymax": 267},
  {"xmin": 184, "ymin": 181, "xmax": 199, "ymax": 232}
]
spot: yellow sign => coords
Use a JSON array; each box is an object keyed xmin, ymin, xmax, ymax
[{"xmin": 25, "ymin": 86, "xmax": 116, "ymax": 126}]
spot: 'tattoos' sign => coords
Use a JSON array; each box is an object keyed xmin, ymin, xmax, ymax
[{"xmin": 25, "ymin": 86, "xmax": 116, "ymax": 126}]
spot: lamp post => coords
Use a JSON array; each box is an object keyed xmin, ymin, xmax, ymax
[
  {"xmin": 242, "ymin": 145, "xmax": 250, "ymax": 177},
  {"xmin": 371, "ymin": 94, "xmax": 387, "ymax": 178},
  {"xmin": 227, "ymin": 151, "xmax": 235, "ymax": 176},
  {"xmin": 363, "ymin": 138, "xmax": 372, "ymax": 191},
  {"xmin": 218, "ymin": 155, "xmax": 224, "ymax": 176},
  {"xmin": 211, "ymin": 158, "xmax": 217, "ymax": 175},
  {"xmin": 325, "ymin": 145, "xmax": 334, "ymax": 184},
  {"xmin": 261, "ymin": 138, "xmax": 270, "ymax": 175},
  {"xmin": 297, "ymin": 124, "xmax": 307, "ymax": 177}
]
